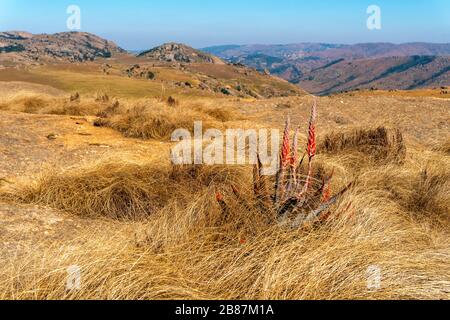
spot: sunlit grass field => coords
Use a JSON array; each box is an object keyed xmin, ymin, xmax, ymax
[{"xmin": 0, "ymin": 67, "xmax": 448, "ymax": 300}]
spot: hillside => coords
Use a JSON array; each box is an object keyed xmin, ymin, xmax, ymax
[
  {"xmin": 0, "ymin": 31, "xmax": 127, "ymax": 64},
  {"xmin": 204, "ymin": 42, "xmax": 450, "ymax": 94},
  {"xmin": 298, "ymin": 55, "xmax": 450, "ymax": 95},
  {"xmin": 0, "ymin": 79, "xmax": 449, "ymax": 299},
  {"xmin": 0, "ymin": 32, "xmax": 305, "ymax": 99}
]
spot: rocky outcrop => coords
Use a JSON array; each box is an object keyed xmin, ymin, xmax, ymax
[
  {"xmin": 138, "ymin": 43, "xmax": 224, "ymax": 64},
  {"xmin": 0, "ymin": 43, "xmax": 25, "ymax": 53},
  {"xmin": 0, "ymin": 31, "xmax": 127, "ymax": 63},
  {"xmin": 0, "ymin": 31, "xmax": 33, "ymax": 41},
  {"xmin": 125, "ymin": 64, "xmax": 156, "ymax": 80}
]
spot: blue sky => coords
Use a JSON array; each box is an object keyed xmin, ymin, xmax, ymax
[{"xmin": 0, "ymin": 0, "xmax": 449, "ymax": 49}]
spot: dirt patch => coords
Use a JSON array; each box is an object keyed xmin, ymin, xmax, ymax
[{"xmin": 0, "ymin": 111, "xmax": 168, "ymax": 180}]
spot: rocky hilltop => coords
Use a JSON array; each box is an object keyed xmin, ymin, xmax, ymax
[
  {"xmin": 138, "ymin": 43, "xmax": 224, "ymax": 64},
  {"xmin": 0, "ymin": 31, "xmax": 126, "ymax": 63}
]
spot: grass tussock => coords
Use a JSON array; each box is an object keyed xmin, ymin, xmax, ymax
[
  {"xmin": 319, "ymin": 127, "xmax": 406, "ymax": 163},
  {"xmin": 407, "ymin": 164, "xmax": 450, "ymax": 224},
  {"xmin": 352, "ymin": 156, "xmax": 450, "ymax": 227},
  {"xmin": 0, "ymin": 162, "xmax": 248, "ymax": 220},
  {"xmin": 0, "ymin": 92, "xmax": 119, "ymax": 116},
  {"xmin": 198, "ymin": 106, "xmax": 236, "ymax": 122},
  {"xmin": 94, "ymin": 102, "xmax": 235, "ymax": 140},
  {"xmin": 0, "ymin": 92, "xmax": 237, "ymax": 141},
  {"xmin": 433, "ymin": 139, "xmax": 450, "ymax": 155}
]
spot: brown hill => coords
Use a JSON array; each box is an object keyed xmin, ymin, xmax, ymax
[
  {"xmin": 297, "ymin": 55, "xmax": 450, "ymax": 95},
  {"xmin": 138, "ymin": 43, "xmax": 224, "ymax": 64},
  {"xmin": 0, "ymin": 31, "xmax": 127, "ymax": 64},
  {"xmin": 204, "ymin": 43, "xmax": 450, "ymax": 94}
]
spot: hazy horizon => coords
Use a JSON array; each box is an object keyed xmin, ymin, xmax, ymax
[
  {"xmin": 2, "ymin": 31, "xmax": 450, "ymax": 52},
  {"xmin": 1, "ymin": 0, "xmax": 449, "ymax": 50}
]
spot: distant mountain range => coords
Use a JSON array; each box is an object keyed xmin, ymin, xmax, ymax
[
  {"xmin": 1, "ymin": 31, "xmax": 448, "ymax": 95},
  {"xmin": 203, "ymin": 43, "xmax": 450, "ymax": 94}
]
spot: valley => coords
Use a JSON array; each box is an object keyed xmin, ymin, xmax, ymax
[{"xmin": 204, "ymin": 42, "xmax": 450, "ymax": 94}]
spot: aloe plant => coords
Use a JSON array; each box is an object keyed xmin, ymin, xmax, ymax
[{"xmin": 218, "ymin": 101, "xmax": 353, "ymax": 228}]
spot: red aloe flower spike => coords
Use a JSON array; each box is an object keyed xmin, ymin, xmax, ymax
[
  {"xmin": 275, "ymin": 117, "xmax": 291, "ymax": 205},
  {"xmin": 306, "ymin": 101, "xmax": 317, "ymax": 160},
  {"xmin": 291, "ymin": 127, "xmax": 300, "ymax": 168},
  {"xmin": 296, "ymin": 102, "xmax": 317, "ymax": 199},
  {"xmin": 216, "ymin": 191, "xmax": 230, "ymax": 217},
  {"xmin": 281, "ymin": 117, "xmax": 291, "ymax": 167}
]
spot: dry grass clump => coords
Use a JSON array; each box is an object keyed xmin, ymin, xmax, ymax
[
  {"xmin": 94, "ymin": 92, "xmax": 110, "ymax": 103},
  {"xmin": 0, "ymin": 92, "xmax": 118, "ymax": 116},
  {"xmin": 148, "ymin": 198, "xmax": 449, "ymax": 300},
  {"xmin": 0, "ymin": 162, "xmax": 248, "ymax": 220},
  {"xmin": 0, "ymin": 93, "xmax": 55, "ymax": 113},
  {"xmin": 0, "ymin": 92, "xmax": 237, "ymax": 140},
  {"xmin": 407, "ymin": 164, "xmax": 450, "ymax": 224},
  {"xmin": 433, "ymin": 139, "xmax": 450, "ymax": 155},
  {"xmin": 93, "ymin": 103, "xmax": 229, "ymax": 140},
  {"xmin": 319, "ymin": 127, "xmax": 406, "ymax": 163},
  {"xmin": 96, "ymin": 100, "xmax": 121, "ymax": 119},
  {"xmin": 351, "ymin": 156, "xmax": 449, "ymax": 228},
  {"xmin": 196, "ymin": 106, "xmax": 236, "ymax": 122}
]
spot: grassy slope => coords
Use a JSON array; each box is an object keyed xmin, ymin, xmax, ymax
[
  {"xmin": 0, "ymin": 73, "xmax": 448, "ymax": 300},
  {"xmin": 336, "ymin": 88, "xmax": 450, "ymax": 99},
  {"xmin": 0, "ymin": 61, "xmax": 305, "ymax": 101},
  {"xmin": 0, "ymin": 66, "xmax": 212, "ymax": 99}
]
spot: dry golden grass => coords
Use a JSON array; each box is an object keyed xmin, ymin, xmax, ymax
[
  {"xmin": 0, "ymin": 162, "xmax": 247, "ymax": 220},
  {"xmin": 0, "ymin": 157, "xmax": 449, "ymax": 299},
  {"xmin": 94, "ymin": 100, "xmax": 236, "ymax": 140},
  {"xmin": 433, "ymin": 139, "xmax": 450, "ymax": 155},
  {"xmin": 93, "ymin": 105, "xmax": 187, "ymax": 140},
  {"xmin": 0, "ymin": 91, "xmax": 237, "ymax": 141},
  {"xmin": 319, "ymin": 127, "xmax": 406, "ymax": 164},
  {"xmin": 0, "ymin": 91, "xmax": 115, "ymax": 116},
  {"xmin": 0, "ymin": 140, "xmax": 449, "ymax": 300},
  {"xmin": 0, "ymin": 84, "xmax": 449, "ymax": 300}
]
